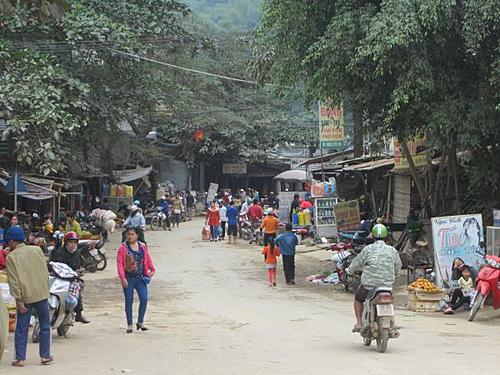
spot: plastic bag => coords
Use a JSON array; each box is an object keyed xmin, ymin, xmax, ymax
[{"xmin": 202, "ymin": 225, "xmax": 211, "ymax": 240}]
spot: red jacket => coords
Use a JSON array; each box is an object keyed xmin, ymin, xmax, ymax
[
  {"xmin": 248, "ymin": 204, "xmax": 263, "ymax": 223},
  {"xmin": 116, "ymin": 242, "xmax": 155, "ymax": 282},
  {"xmin": 206, "ymin": 208, "xmax": 220, "ymax": 226}
]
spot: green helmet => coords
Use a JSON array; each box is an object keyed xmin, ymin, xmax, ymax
[{"xmin": 372, "ymin": 224, "xmax": 388, "ymax": 239}]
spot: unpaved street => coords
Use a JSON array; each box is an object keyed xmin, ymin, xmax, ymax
[{"xmin": 2, "ymin": 219, "xmax": 499, "ymax": 375}]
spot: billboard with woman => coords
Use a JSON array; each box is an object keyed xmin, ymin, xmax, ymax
[{"xmin": 431, "ymin": 214, "xmax": 485, "ymax": 288}]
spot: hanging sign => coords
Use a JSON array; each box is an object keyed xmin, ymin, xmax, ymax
[{"xmin": 319, "ymin": 101, "xmax": 344, "ymax": 149}]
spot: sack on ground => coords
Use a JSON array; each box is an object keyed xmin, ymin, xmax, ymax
[{"xmin": 202, "ymin": 225, "xmax": 211, "ymax": 241}]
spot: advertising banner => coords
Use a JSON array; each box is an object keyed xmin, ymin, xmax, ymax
[
  {"xmin": 431, "ymin": 214, "xmax": 485, "ymax": 288},
  {"xmin": 334, "ymin": 200, "xmax": 360, "ymax": 231},
  {"xmin": 207, "ymin": 182, "xmax": 219, "ymax": 202},
  {"xmin": 319, "ymin": 101, "xmax": 344, "ymax": 149},
  {"xmin": 222, "ymin": 163, "xmax": 247, "ymax": 175},
  {"xmin": 393, "ymin": 136, "xmax": 427, "ymax": 170}
]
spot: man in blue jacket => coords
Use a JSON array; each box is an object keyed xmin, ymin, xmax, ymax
[
  {"xmin": 274, "ymin": 224, "xmax": 298, "ymax": 285},
  {"xmin": 159, "ymin": 195, "xmax": 171, "ymax": 231}
]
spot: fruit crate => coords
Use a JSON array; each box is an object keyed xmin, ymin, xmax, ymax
[{"xmin": 408, "ymin": 290, "xmax": 445, "ymax": 312}]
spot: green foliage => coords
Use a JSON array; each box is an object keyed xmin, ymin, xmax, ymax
[
  {"xmin": 259, "ymin": 0, "xmax": 500, "ymax": 211},
  {"xmin": 0, "ymin": 40, "xmax": 89, "ymax": 175}
]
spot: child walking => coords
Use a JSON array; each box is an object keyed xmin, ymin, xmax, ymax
[{"xmin": 262, "ymin": 241, "xmax": 281, "ymax": 287}]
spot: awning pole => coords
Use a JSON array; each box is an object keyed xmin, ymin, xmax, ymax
[{"xmin": 14, "ymin": 165, "xmax": 18, "ymax": 212}]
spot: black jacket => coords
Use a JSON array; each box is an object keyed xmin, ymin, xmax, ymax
[{"xmin": 49, "ymin": 245, "xmax": 81, "ymax": 271}]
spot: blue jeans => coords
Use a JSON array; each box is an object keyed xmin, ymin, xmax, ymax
[
  {"xmin": 210, "ymin": 225, "xmax": 218, "ymax": 240},
  {"xmin": 123, "ymin": 277, "xmax": 148, "ymax": 326},
  {"xmin": 15, "ymin": 299, "xmax": 51, "ymax": 361}
]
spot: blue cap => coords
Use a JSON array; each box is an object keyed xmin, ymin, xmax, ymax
[{"xmin": 5, "ymin": 226, "xmax": 25, "ymax": 242}]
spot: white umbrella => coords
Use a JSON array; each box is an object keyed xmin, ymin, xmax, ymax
[{"xmin": 273, "ymin": 169, "xmax": 311, "ymax": 182}]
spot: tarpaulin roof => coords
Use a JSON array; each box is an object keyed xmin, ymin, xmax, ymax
[
  {"xmin": 113, "ymin": 166, "xmax": 153, "ymax": 183},
  {"xmin": 273, "ymin": 169, "xmax": 311, "ymax": 182},
  {"xmin": 18, "ymin": 181, "xmax": 57, "ymax": 201}
]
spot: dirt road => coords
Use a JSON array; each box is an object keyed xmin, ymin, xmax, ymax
[{"xmin": 2, "ymin": 219, "xmax": 499, "ymax": 374}]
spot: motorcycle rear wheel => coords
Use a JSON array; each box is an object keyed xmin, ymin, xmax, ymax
[
  {"xmin": 376, "ymin": 328, "xmax": 389, "ymax": 353},
  {"xmin": 468, "ymin": 293, "xmax": 485, "ymax": 322},
  {"xmin": 150, "ymin": 217, "xmax": 160, "ymax": 231},
  {"xmin": 96, "ymin": 250, "xmax": 107, "ymax": 271}
]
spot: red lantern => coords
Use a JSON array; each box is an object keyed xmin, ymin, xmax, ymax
[{"xmin": 194, "ymin": 128, "xmax": 205, "ymax": 142}]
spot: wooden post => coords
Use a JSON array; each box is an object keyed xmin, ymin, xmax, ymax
[{"xmin": 401, "ymin": 141, "xmax": 427, "ymax": 204}]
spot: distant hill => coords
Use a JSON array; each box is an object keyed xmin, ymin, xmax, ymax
[{"xmin": 185, "ymin": 0, "xmax": 262, "ymax": 32}]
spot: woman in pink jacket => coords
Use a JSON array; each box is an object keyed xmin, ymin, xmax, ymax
[{"xmin": 117, "ymin": 227, "xmax": 155, "ymax": 333}]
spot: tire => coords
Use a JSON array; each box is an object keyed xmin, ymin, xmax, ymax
[
  {"xmin": 150, "ymin": 216, "xmax": 159, "ymax": 231},
  {"xmin": 376, "ymin": 327, "xmax": 389, "ymax": 353},
  {"xmin": 468, "ymin": 293, "xmax": 485, "ymax": 322},
  {"xmin": 85, "ymin": 262, "xmax": 97, "ymax": 273},
  {"xmin": 32, "ymin": 321, "xmax": 40, "ymax": 343},
  {"xmin": 57, "ymin": 324, "xmax": 70, "ymax": 337},
  {"xmin": 96, "ymin": 250, "xmax": 107, "ymax": 271},
  {"xmin": 363, "ymin": 337, "xmax": 372, "ymax": 346}
]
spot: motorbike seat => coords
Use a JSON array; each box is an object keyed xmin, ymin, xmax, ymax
[{"xmin": 366, "ymin": 287, "xmax": 393, "ymax": 301}]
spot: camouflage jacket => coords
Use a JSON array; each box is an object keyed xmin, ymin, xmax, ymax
[{"xmin": 348, "ymin": 240, "xmax": 402, "ymax": 288}]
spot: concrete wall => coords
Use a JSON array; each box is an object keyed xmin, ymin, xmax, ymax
[{"xmin": 158, "ymin": 157, "xmax": 189, "ymax": 190}]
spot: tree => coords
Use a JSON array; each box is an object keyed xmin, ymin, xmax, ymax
[{"xmin": 258, "ymin": 0, "xmax": 500, "ymax": 214}]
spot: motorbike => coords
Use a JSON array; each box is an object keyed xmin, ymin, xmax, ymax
[
  {"xmin": 148, "ymin": 207, "xmax": 168, "ymax": 231},
  {"xmin": 468, "ymin": 250, "xmax": 500, "ymax": 322},
  {"xmin": 239, "ymin": 213, "xmax": 252, "ymax": 240},
  {"xmin": 359, "ymin": 287, "xmax": 400, "ymax": 353},
  {"xmin": 79, "ymin": 239, "xmax": 106, "ymax": 273},
  {"xmin": 81, "ymin": 216, "xmax": 108, "ymax": 242},
  {"xmin": 32, "ymin": 262, "xmax": 84, "ymax": 342},
  {"xmin": 329, "ymin": 242, "xmax": 361, "ymax": 292}
]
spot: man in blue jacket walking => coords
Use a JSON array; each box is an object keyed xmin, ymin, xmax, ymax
[{"xmin": 274, "ymin": 224, "xmax": 298, "ymax": 285}]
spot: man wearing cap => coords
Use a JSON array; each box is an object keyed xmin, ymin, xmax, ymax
[
  {"xmin": 159, "ymin": 195, "xmax": 171, "ymax": 231},
  {"xmin": 347, "ymin": 224, "xmax": 402, "ymax": 333},
  {"xmin": 5, "ymin": 226, "xmax": 52, "ymax": 366}
]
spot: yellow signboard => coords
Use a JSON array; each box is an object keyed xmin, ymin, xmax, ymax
[
  {"xmin": 334, "ymin": 200, "xmax": 360, "ymax": 231},
  {"xmin": 393, "ymin": 136, "xmax": 427, "ymax": 169},
  {"xmin": 319, "ymin": 101, "xmax": 344, "ymax": 149}
]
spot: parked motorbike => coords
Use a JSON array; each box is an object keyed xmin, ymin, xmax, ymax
[
  {"xmin": 468, "ymin": 248, "xmax": 500, "ymax": 322},
  {"xmin": 32, "ymin": 262, "xmax": 84, "ymax": 342},
  {"xmin": 79, "ymin": 239, "xmax": 106, "ymax": 273},
  {"xmin": 330, "ymin": 242, "xmax": 361, "ymax": 292},
  {"xmin": 238, "ymin": 212, "xmax": 252, "ymax": 240},
  {"xmin": 359, "ymin": 287, "xmax": 400, "ymax": 353},
  {"xmin": 80, "ymin": 216, "xmax": 108, "ymax": 242}
]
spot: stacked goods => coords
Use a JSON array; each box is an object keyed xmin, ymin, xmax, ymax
[
  {"xmin": 0, "ymin": 271, "xmax": 17, "ymax": 331},
  {"xmin": 407, "ymin": 278, "xmax": 444, "ymax": 312},
  {"xmin": 110, "ymin": 184, "xmax": 134, "ymax": 198},
  {"xmin": 408, "ymin": 278, "xmax": 441, "ymax": 293}
]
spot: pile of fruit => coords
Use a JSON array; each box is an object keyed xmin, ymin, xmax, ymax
[{"xmin": 409, "ymin": 278, "xmax": 441, "ymax": 293}]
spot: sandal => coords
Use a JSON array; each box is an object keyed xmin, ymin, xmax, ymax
[
  {"xmin": 41, "ymin": 357, "xmax": 53, "ymax": 365},
  {"xmin": 11, "ymin": 360, "xmax": 26, "ymax": 367},
  {"xmin": 352, "ymin": 324, "xmax": 362, "ymax": 333}
]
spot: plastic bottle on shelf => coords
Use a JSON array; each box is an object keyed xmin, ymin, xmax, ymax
[
  {"xmin": 298, "ymin": 211, "xmax": 305, "ymax": 226},
  {"xmin": 304, "ymin": 209, "xmax": 311, "ymax": 225},
  {"xmin": 292, "ymin": 209, "xmax": 299, "ymax": 226}
]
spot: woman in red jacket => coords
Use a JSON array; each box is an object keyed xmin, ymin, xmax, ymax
[
  {"xmin": 206, "ymin": 201, "xmax": 221, "ymax": 242},
  {"xmin": 117, "ymin": 227, "xmax": 155, "ymax": 333}
]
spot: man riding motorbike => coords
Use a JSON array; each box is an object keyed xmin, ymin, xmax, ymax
[
  {"xmin": 347, "ymin": 224, "xmax": 402, "ymax": 332},
  {"xmin": 49, "ymin": 231, "xmax": 90, "ymax": 324},
  {"xmin": 159, "ymin": 195, "xmax": 171, "ymax": 231}
]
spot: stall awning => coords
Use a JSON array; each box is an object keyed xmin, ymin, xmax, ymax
[
  {"xmin": 18, "ymin": 181, "xmax": 57, "ymax": 201},
  {"xmin": 113, "ymin": 166, "xmax": 153, "ymax": 183},
  {"xmin": 343, "ymin": 158, "xmax": 395, "ymax": 171}
]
